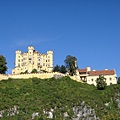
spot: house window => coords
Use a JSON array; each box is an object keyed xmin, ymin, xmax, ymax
[{"xmin": 91, "ymin": 79, "xmax": 93, "ymax": 82}]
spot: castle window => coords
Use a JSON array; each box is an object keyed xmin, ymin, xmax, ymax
[
  {"xmin": 48, "ymin": 64, "xmax": 50, "ymax": 67},
  {"xmin": 110, "ymin": 78, "xmax": 112, "ymax": 81},
  {"xmin": 38, "ymin": 63, "xmax": 40, "ymax": 65}
]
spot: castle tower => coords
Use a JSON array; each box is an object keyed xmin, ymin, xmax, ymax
[
  {"xmin": 47, "ymin": 51, "xmax": 53, "ymax": 72},
  {"xmin": 15, "ymin": 50, "xmax": 21, "ymax": 67}
]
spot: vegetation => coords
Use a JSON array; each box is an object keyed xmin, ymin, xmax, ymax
[
  {"xmin": 64, "ymin": 55, "xmax": 77, "ymax": 76},
  {"xmin": 0, "ymin": 55, "xmax": 7, "ymax": 74},
  {"xmin": 117, "ymin": 77, "xmax": 120, "ymax": 84},
  {"xmin": 0, "ymin": 77, "xmax": 120, "ymax": 119},
  {"xmin": 96, "ymin": 75, "xmax": 107, "ymax": 90},
  {"xmin": 53, "ymin": 65, "xmax": 67, "ymax": 74},
  {"xmin": 53, "ymin": 64, "xmax": 60, "ymax": 72},
  {"xmin": 31, "ymin": 69, "xmax": 38, "ymax": 73}
]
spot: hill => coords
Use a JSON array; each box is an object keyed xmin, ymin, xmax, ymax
[{"xmin": 0, "ymin": 77, "xmax": 120, "ymax": 120}]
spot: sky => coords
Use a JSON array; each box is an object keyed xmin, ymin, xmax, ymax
[{"xmin": 0, "ymin": 0, "xmax": 120, "ymax": 76}]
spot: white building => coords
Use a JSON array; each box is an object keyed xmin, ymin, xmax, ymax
[
  {"xmin": 12, "ymin": 46, "xmax": 53, "ymax": 74},
  {"xmin": 78, "ymin": 67, "xmax": 117, "ymax": 86}
]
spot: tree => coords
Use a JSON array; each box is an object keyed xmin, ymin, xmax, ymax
[
  {"xmin": 59, "ymin": 65, "xmax": 67, "ymax": 74},
  {"xmin": 64, "ymin": 55, "xmax": 77, "ymax": 76},
  {"xmin": 96, "ymin": 75, "xmax": 107, "ymax": 90},
  {"xmin": 0, "ymin": 55, "xmax": 7, "ymax": 74},
  {"xmin": 53, "ymin": 65, "xmax": 60, "ymax": 72},
  {"xmin": 24, "ymin": 70, "xmax": 28, "ymax": 74},
  {"xmin": 31, "ymin": 69, "xmax": 38, "ymax": 73},
  {"xmin": 117, "ymin": 77, "xmax": 120, "ymax": 84}
]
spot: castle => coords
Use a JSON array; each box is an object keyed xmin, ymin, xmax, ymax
[
  {"xmin": 12, "ymin": 46, "xmax": 53, "ymax": 74},
  {"xmin": 0, "ymin": 45, "xmax": 117, "ymax": 86}
]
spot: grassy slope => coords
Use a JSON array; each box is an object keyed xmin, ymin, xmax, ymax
[{"xmin": 0, "ymin": 77, "xmax": 120, "ymax": 120}]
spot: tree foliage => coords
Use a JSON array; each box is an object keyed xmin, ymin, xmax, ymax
[
  {"xmin": 59, "ymin": 65, "xmax": 67, "ymax": 74},
  {"xmin": 96, "ymin": 75, "xmax": 107, "ymax": 90},
  {"xmin": 31, "ymin": 69, "xmax": 38, "ymax": 73},
  {"xmin": 117, "ymin": 77, "xmax": 120, "ymax": 84},
  {"xmin": 53, "ymin": 65, "xmax": 60, "ymax": 72},
  {"xmin": 53, "ymin": 65, "xmax": 67, "ymax": 74},
  {"xmin": 0, "ymin": 55, "xmax": 7, "ymax": 74},
  {"xmin": 64, "ymin": 55, "xmax": 77, "ymax": 76}
]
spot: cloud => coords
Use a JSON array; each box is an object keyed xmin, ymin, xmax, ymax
[{"xmin": 13, "ymin": 38, "xmax": 54, "ymax": 48}]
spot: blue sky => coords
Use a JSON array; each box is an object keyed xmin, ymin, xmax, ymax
[{"xmin": 0, "ymin": 0, "xmax": 120, "ymax": 76}]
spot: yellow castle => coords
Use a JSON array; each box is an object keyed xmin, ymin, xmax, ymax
[{"xmin": 12, "ymin": 46, "xmax": 53, "ymax": 74}]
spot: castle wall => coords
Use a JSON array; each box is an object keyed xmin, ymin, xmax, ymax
[
  {"xmin": 0, "ymin": 72, "xmax": 65, "ymax": 81},
  {"xmin": 0, "ymin": 74, "xmax": 8, "ymax": 80},
  {"xmin": 0, "ymin": 73, "xmax": 82, "ymax": 83}
]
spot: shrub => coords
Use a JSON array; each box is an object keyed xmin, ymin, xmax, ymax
[{"xmin": 96, "ymin": 75, "xmax": 107, "ymax": 90}]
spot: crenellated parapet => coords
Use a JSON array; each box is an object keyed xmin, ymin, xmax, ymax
[
  {"xmin": 0, "ymin": 74, "xmax": 8, "ymax": 80},
  {"xmin": 0, "ymin": 72, "xmax": 82, "ymax": 83}
]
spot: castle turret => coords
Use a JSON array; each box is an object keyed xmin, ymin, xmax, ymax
[
  {"xmin": 47, "ymin": 50, "xmax": 53, "ymax": 72},
  {"xmin": 15, "ymin": 50, "xmax": 22, "ymax": 67},
  {"xmin": 28, "ymin": 46, "xmax": 34, "ymax": 55}
]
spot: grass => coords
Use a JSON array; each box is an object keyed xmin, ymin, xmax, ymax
[{"xmin": 0, "ymin": 76, "xmax": 120, "ymax": 119}]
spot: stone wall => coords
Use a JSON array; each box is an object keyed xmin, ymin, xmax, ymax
[
  {"xmin": 0, "ymin": 72, "xmax": 82, "ymax": 83},
  {"xmin": 0, "ymin": 74, "xmax": 8, "ymax": 80}
]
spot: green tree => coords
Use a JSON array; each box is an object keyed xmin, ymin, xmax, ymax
[
  {"xmin": 60, "ymin": 65, "xmax": 67, "ymax": 74},
  {"xmin": 24, "ymin": 70, "xmax": 28, "ymax": 74},
  {"xmin": 53, "ymin": 65, "xmax": 60, "ymax": 72},
  {"xmin": 117, "ymin": 77, "xmax": 120, "ymax": 84},
  {"xmin": 31, "ymin": 69, "xmax": 38, "ymax": 73},
  {"xmin": 0, "ymin": 55, "xmax": 7, "ymax": 74},
  {"xmin": 96, "ymin": 75, "xmax": 107, "ymax": 90},
  {"xmin": 64, "ymin": 55, "xmax": 77, "ymax": 76}
]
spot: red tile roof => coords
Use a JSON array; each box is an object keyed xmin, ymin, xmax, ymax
[
  {"xmin": 78, "ymin": 69, "xmax": 87, "ymax": 73},
  {"xmin": 89, "ymin": 70, "xmax": 115, "ymax": 76}
]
